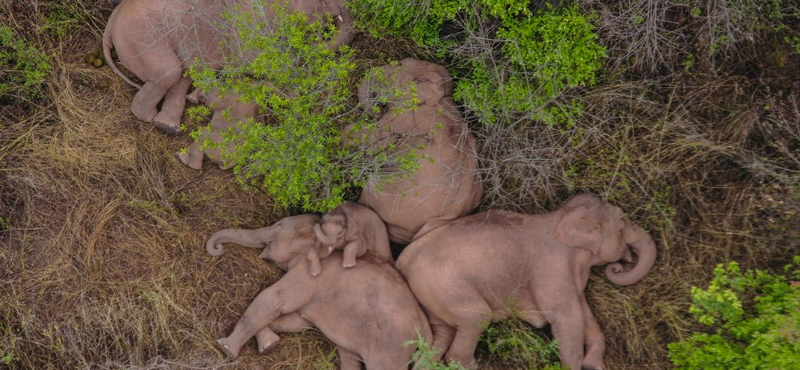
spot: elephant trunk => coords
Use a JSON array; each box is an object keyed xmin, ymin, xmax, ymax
[
  {"xmin": 604, "ymin": 222, "xmax": 657, "ymax": 286},
  {"xmin": 205, "ymin": 228, "xmax": 269, "ymax": 257},
  {"xmin": 314, "ymin": 224, "xmax": 337, "ymax": 248}
]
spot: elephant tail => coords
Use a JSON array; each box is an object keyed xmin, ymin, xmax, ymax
[{"xmin": 103, "ymin": 24, "xmax": 141, "ymax": 89}]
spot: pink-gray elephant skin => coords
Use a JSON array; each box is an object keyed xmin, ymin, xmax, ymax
[
  {"xmin": 103, "ymin": 0, "xmax": 353, "ymax": 135},
  {"xmin": 175, "ymin": 89, "xmax": 257, "ymax": 169},
  {"xmin": 205, "ymin": 214, "xmax": 432, "ymax": 369},
  {"xmin": 310, "ymin": 201, "xmax": 394, "ymax": 276},
  {"xmin": 395, "ymin": 194, "xmax": 658, "ymax": 370},
  {"xmin": 355, "ymin": 58, "xmax": 483, "ymax": 244}
]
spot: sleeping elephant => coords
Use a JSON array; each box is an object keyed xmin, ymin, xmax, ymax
[
  {"xmin": 354, "ymin": 58, "xmax": 484, "ymax": 244},
  {"xmin": 395, "ymin": 194, "xmax": 658, "ymax": 370},
  {"xmin": 103, "ymin": 0, "xmax": 354, "ymax": 135},
  {"xmin": 175, "ymin": 89, "xmax": 257, "ymax": 170},
  {"xmin": 205, "ymin": 215, "xmax": 432, "ymax": 369},
  {"xmin": 309, "ymin": 201, "xmax": 393, "ymax": 276}
]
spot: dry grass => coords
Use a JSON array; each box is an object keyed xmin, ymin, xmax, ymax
[{"xmin": 2, "ymin": 1, "xmax": 799, "ymax": 370}]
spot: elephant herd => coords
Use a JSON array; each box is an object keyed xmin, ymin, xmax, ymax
[{"xmin": 102, "ymin": 1, "xmax": 658, "ymax": 369}]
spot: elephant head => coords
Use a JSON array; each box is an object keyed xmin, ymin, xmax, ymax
[
  {"xmin": 205, "ymin": 214, "xmax": 320, "ymax": 271},
  {"xmin": 357, "ymin": 58, "xmax": 454, "ymax": 118},
  {"xmin": 554, "ymin": 194, "xmax": 657, "ymax": 286},
  {"xmin": 313, "ymin": 210, "xmax": 347, "ymax": 259}
]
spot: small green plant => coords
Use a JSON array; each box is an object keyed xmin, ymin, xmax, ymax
[
  {"xmin": 0, "ymin": 25, "xmax": 51, "ymax": 99},
  {"xmin": 0, "ymin": 216, "xmax": 9, "ymax": 233},
  {"xmin": 314, "ymin": 348, "xmax": 337, "ymax": 370},
  {"xmin": 667, "ymin": 257, "xmax": 800, "ymax": 370},
  {"xmin": 41, "ymin": 3, "xmax": 83, "ymax": 40},
  {"xmin": 404, "ymin": 333, "xmax": 466, "ymax": 370}
]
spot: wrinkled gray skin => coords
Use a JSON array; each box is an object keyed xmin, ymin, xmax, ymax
[
  {"xmin": 395, "ymin": 194, "xmax": 658, "ymax": 370},
  {"xmin": 354, "ymin": 58, "xmax": 483, "ymax": 244},
  {"xmin": 205, "ymin": 215, "xmax": 432, "ymax": 370},
  {"xmin": 175, "ymin": 89, "xmax": 257, "ymax": 169},
  {"xmin": 103, "ymin": 0, "xmax": 354, "ymax": 135},
  {"xmin": 310, "ymin": 201, "xmax": 393, "ymax": 276}
]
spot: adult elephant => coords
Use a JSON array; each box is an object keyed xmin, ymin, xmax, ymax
[
  {"xmin": 103, "ymin": 0, "xmax": 353, "ymax": 135},
  {"xmin": 205, "ymin": 214, "xmax": 432, "ymax": 370},
  {"xmin": 395, "ymin": 194, "xmax": 657, "ymax": 370},
  {"xmin": 355, "ymin": 58, "xmax": 483, "ymax": 244}
]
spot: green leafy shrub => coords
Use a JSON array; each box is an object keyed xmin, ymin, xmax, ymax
[
  {"xmin": 188, "ymin": 2, "xmax": 419, "ymax": 212},
  {"xmin": 667, "ymin": 257, "xmax": 800, "ymax": 370},
  {"xmin": 348, "ymin": 0, "xmax": 606, "ymax": 128},
  {"xmin": 0, "ymin": 25, "xmax": 50, "ymax": 100},
  {"xmin": 188, "ymin": 2, "xmax": 356, "ymax": 212}
]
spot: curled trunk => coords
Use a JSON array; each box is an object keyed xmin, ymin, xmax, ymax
[
  {"xmin": 604, "ymin": 222, "xmax": 657, "ymax": 286},
  {"xmin": 314, "ymin": 223, "xmax": 337, "ymax": 246}
]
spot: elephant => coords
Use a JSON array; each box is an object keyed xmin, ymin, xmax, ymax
[
  {"xmin": 205, "ymin": 214, "xmax": 433, "ymax": 369},
  {"xmin": 175, "ymin": 89, "xmax": 257, "ymax": 169},
  {"xmin": 310, "ymin": 201, "xmax": 393, "ymax": 276},
  {"xmin": 394, "ymin": 194, "xmax": 658, "ymax": 370},
  {"xmin": 354, "ymin": 58, "xmax": 484, "ymax": 244},
  {"xmin": 103, "ymin": 0, "xmax": 354, "ymax": 135}
]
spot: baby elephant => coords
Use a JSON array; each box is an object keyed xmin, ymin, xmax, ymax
[
  {"xmin": 176, "ymin": 89, "xmax": 257, "ymax": 170},
  {"xmin": 205, "ymin": 215, "xmax": 432, "ymax": 370},
  {"xmin": 395, "ymin": 194, "xmax": 657, "ymax": 370},
  {"xmin": 309, "ymin": 201, "xmax": 393, "ymax": 276},
  {"xmin": 354, "ymin": 58, "xmax": 484, "ymax": 244}
]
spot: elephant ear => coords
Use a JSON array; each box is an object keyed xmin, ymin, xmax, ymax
[{"xmin": 554, "ymin": 205, "xmax": 603, "ymax": 254}]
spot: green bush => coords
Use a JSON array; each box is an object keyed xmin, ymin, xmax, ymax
[
  {"xmin": 667, "ymin": 257, "xmax": 800, "ymax": 370},
  {"xmin": 348, "ymin": 0, "xmax": 606, "ymax": 128},
  {"xmin": 188, "ymin": 2, "xmax": 418, "ymax": 212},
  {"xmin": 0, "ymin": 25, "xmax": 50, "ymax": 100}
]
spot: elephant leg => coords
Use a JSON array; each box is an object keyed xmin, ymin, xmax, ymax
[
  {"xmin": 216, "ymin": 273, "xmax": 313, "ymax": 357},
  {"xmin": 445, "ymin": 326, "xmax": 483, "ymax": 369},
  {"xmin": 307, "ymin": 247, "xmax": 322, "ymax": 277},
  {"xmin": 130, "ymin": 80, "xmax": 168, "ymax": 123},
  {"xmin": 153, "ymin": 76, "xmax": 191, "ymax": 135},
  {"xmin": 338, "ymin": 347, "xmax": 361, "ymax": 370},
  {"xmin": 255, "ymin": 312, "xmax": 314, "ymax": 355},
  {"xmin": 580, "ymin": 294, "xmax": 607, "ymax": 370},
  {"xmin": 186, "ymin": 85, "xmax": 202, "ymax": 105},
  {"xmin": 533, "ymin": 284, "xmax": 585, "ymax": 370},
  {"xmin": 175, "ymin": 142, "xmax": 204, "ymax": 170},
  {"xmin": 442, "ymin": 304, "xmax": 490, "ymax": 369},
  {"xmin": 426, "ymin": 310, "xmax": 455, "ymax": 363},
  {"xmin": 341, "ymin": 240, "xmax": 363, "ymax": 268}
]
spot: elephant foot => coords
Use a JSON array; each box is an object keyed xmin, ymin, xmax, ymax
[
  {"xmin": 131, "ymin": 106, "xmax": 158, "ymax": 123},
  {"xmin": 153, "ymin": 117, "xmax": 180, "ymax": 136},
  {"xmin": 582, "ymin": 366, "xmax": 606, "ymax": 370},
  {"xmin": 216, "ymin": 337, "xmax": 240, "ymax": 358},
  {"xmin": 186, "ymin": 88, "xmax": 202, "ymax": 105},
  {"xmin": 256, "ymin": 330, "xmax": 280, "ymax": 355},
  {"xmin": 342, "ymin": 261, "xmax": 356, "ymax": 268},
  {"xmin": 308, "ymin": 260, "xmax": 322, "ymax": 277},
  {"xmin": 175, "ymin": 151, "xmax": 203, "ymax": 170},
  {"xmin": 583, "ymin": 351, "xmax": 606, "ymax": 370}
]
